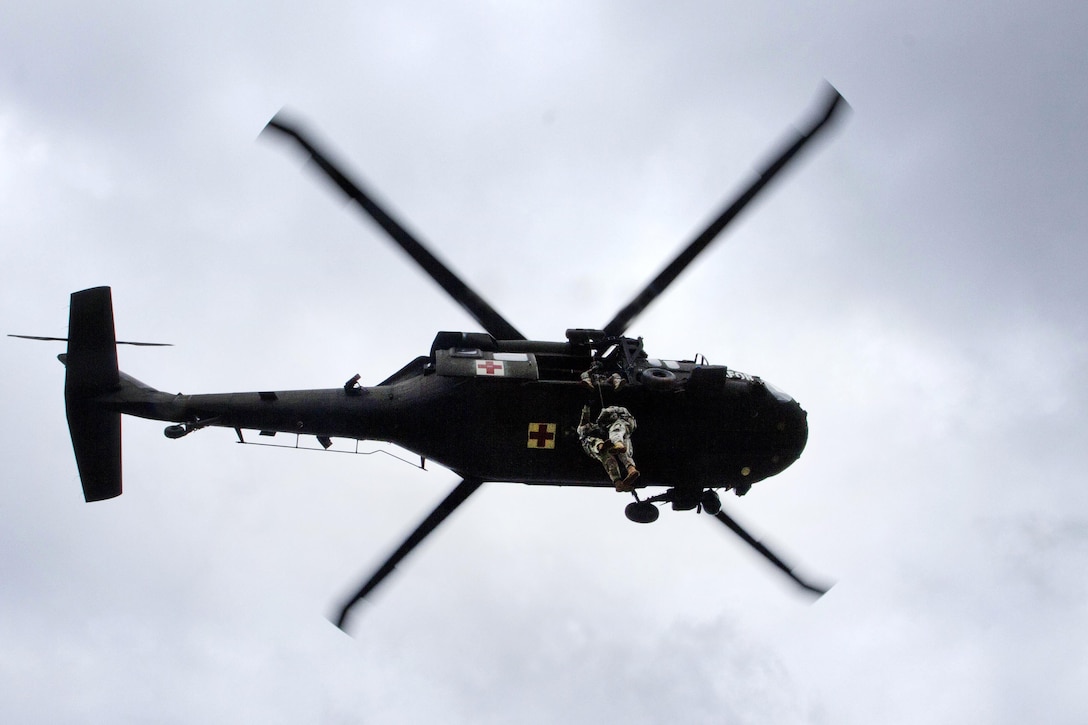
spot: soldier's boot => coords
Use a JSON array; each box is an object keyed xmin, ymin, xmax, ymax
[{"xmin": 616, "ymin": 466, "xmax": 639, "ymax": 492}]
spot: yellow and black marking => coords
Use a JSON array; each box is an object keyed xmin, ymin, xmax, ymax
[{"xmin": 526, "ymin": 422, "xmax": 556, "ymax": 449}]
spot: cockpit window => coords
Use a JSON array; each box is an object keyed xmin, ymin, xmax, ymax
[{"xmin": 763, "ymin": 380, "xmax": 794, "ymax": 402}]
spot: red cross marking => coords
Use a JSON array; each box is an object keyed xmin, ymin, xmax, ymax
[{"xmin": 477, "ymin": 360, "xmax": 504, "ymax": 375}]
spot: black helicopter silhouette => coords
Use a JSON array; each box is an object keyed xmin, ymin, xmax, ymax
[{"xmin": 17, "ymin": 85, "xmax": 846, "ymax": 630}]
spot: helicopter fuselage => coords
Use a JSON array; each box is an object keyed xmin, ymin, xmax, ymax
[{"xmin": 103, "ymin": 330, "xmax": 807, "ymax": 493}]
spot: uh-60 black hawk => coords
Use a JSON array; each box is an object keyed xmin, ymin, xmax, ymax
[{"xmin": 18, "ymin": 85, "xmax": 847, "ymax": 630}]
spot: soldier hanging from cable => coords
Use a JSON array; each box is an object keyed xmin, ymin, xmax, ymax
[{"xmin": 578, "ymin": 405, "xmax": 639, "ymax": 492}]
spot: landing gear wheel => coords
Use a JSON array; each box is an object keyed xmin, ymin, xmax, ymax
[
  {"xmin": 625, "ymin": 501, "xmax": 660, "ymax": 524},
  {"xmin": 700, "ymin": 489, "xmax": 722, "ymax": 515}
]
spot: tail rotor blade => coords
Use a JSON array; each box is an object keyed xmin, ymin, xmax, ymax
[{"xmin": 9, "ymin": 334, "xmax": 172, "ymax": 346}]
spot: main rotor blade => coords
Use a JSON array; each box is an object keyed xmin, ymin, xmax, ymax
[
  {"xmin": 264, "ymin": 115, "xmax": 525, "ymax": 341},
  {"xmin": 602, "ymin": 84, "xmax": 848, "ymax": 337},
  {"xmin": 713, "ymin": 506, "xmax": 830, "ymax": 597},
  {"xmin": 334, "ymin": 476, "xmax": 485, "ymax": 631}
]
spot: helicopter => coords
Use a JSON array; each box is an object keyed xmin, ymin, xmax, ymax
[{"xmin": 17, "ymin": 84, "xmax": 847, "ymax": 630}]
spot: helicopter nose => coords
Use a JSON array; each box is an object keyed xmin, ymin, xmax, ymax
[
  {"xmin": 778, "ymin": 399, "xmax": 809, "ymax": 460},
  {"xmin": 762, "ymin": 381, "xmax": 808, "ymax": 469},
  {"xmin": 731, "ymin": 391, "xmax": 808, "ymax": 489}
]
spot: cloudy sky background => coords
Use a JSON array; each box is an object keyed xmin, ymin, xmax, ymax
[{"xmin": 3, "ymin": 2, "xmax": 1086, "ymax": 723}]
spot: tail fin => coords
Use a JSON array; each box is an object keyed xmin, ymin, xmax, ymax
[{"xmin": 64, "ymin": 287, "xmax": 122, "ymax": 502}]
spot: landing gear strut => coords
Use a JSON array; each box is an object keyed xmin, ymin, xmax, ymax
[{"xmin": 623, "ymin": 487, "xmax": 723, "ymax": 523}]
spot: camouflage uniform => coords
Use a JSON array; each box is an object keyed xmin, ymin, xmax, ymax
[{"xmin": 578, "ymin": 405, "xmax": 639, "ymax": 490}]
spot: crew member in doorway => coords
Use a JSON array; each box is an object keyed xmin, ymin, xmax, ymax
[
  {"xmin": 580, "ymin": 360, "xmax": 625, "ymax": 391},
  {"xmin": 578, "ymin": 405, "xmax": 639, "ymax": 491}
]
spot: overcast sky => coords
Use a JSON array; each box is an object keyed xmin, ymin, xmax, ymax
[{"xmin": 3, "ymin": 2, "xmax": 1087, "ymax": 723}]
